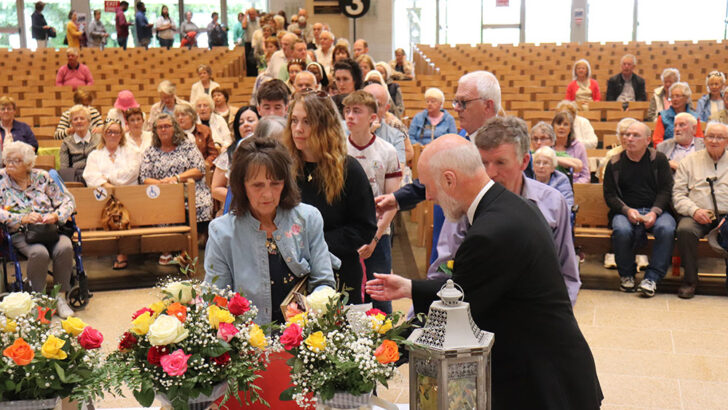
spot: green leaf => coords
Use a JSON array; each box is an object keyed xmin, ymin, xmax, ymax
[
  {"xmin": 133, "ymin": 386, "xmax": 155, "ymax": 407},
  {"xmin": 279, "ymin": 386, "xmax": 296, "ymax": 401},
  {"xmin": 54, "ymin": 362, "xmax": 68, "ymax": 383},
  {"xmin": 203, "ymin": 341, "xmax": 231, "ymax": 357},
  {"xmin": 4, "ymin": 379, "xmax": 14, "ymax": 391}
]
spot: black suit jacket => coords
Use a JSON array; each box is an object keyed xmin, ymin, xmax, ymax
[
  {"xmin": 606, "ymin": 72, "xmax": 647, "ymax": 101},
  {"xmin": 412, "ymin": 183, "xmax": 602, "ymax": 410}
]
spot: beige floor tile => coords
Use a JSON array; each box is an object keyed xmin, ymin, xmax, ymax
[
  {"xmin": 593, "ymin": 348, "xmax": 728, "ymax": 382},
  {"xmin": 672, "ymin": 330, "xmax": 728, "ymax": 358},
  {"xmin": 581, "ymin": 326, "xmax": 674, "ymax": 353},
  {"xmin": 595, "ymin": 307, "xmax": 728, "ymax": 332},
  {"xmin": 667, "ymin": 294, "xmax": 728, "ymax": 313},
  {"xmin": 598, "ymin": 373, "xmax": 681, "ymax": 408},
  {"xmin": 577, "ymin": 289, "xmax": 670, "ymax": 312},
  {"xmin": 679, "ymin": 379, "xmax": 728, "ymax": 410}
]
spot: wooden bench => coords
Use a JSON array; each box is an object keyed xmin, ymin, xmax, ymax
[{"xmin": 67, "ymin": 181, "xmax": 198, "ymax": 260}]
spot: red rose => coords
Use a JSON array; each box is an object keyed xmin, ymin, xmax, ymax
[
  {"xmin": 212, "ymin": 295, "xmax": 228, "ymax": 308},
  {"xmin": 147, "ymin": 345, "xmax": 170, "ymax": 366},
  {"xmin": 118, "ymin": 331, "xmax": 138, "ymax": 351},
  {"xmin": 132, "ymin": 307, "xmax": 154, "ymax": 320},
  {"xmin": 212, "ymin": 351, "xmax": 231, "ymax": 366},
  {"xmin": 228, "ymin": 294, "xmax": 250, "ymax": 315},
  {"xmin": 78, "ymin": 326, "xmax": 104, "ymax": 349},
  {"xmin": 365, "ymin": 308, "xmax": 386, "ymax": 317},
  {"xmin": 280, "ymin": 323, "xmax": 303, "ymax": 350}
]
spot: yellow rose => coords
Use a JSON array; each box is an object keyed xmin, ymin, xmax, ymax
[
  {"xmin": 305, "ymin": 331, "xmax": 326, "ymax": 353},
  {"xmin": 0, "ymin": 292, "xmax": 34, "ymax": 319},
  {"xmin": 248, "ymin": 324, "xmax": 267, "ymax": 349},
  {"xmin": 131, "ymin": 312, "xmax": 153, "ymax": 335},
  {"xmin": 207, "ymin": 305, "xmax": 234, "ymax": 329},
  {"xmin": 306, "ymin": 287, "xmax": 338, "ymax": 315},
  {"xmin": 3, "ymin": 319, "xmax": 17, "ymax": 333},
  {"xmin": 41, "ymin": 335, "xmax": 68, "ymax": 360},
  {"xmin": 446, "ymin": 260, "xmax": 454, "ymax": 270},
  {"xmin": 378, "ymin": 319, "xmax": 393, "ymax": 334},
  {"xmin": 369, "ymin": 313, "xmax": 386, "ymax": 332},
  {"xmin": 287, "ymin": 312, "xmax": 308, "ymax": 328},
  {"xmin": 149, "ymin": 301, "xmax": 167, "ymax": 316},
  {"xmin": 61, "ymin": 317, "xmax": 87, "ymax": 336},
  {"xmin": 163, "ymin": 282, "xmax": 194, "ymax": 304},
  {"xmin": 147, "ymin": 314, "xmax": 189, "ymax": 346}
]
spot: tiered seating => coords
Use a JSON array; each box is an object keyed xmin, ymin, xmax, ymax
[{"xmin": 0, "ymin": 47, "xmax": 251, "ymax": 146}]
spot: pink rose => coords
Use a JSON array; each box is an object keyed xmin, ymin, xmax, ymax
[
  {"xmin": 291, "ymin": 224, "xmax": 301, "ymax": 235},
  {"xmin": 365, "ymin": 308, "xmax": 386, "ymax": 317},
  {"xmin": 228, "ymin": 294, "xmax": 250, "ymax": 316},
  {"xmin": 280, "ymin": 323, "xmax": 303, "ymax": 350},
  {"xmin": 217, "ymin": 322, "xmax": 239, "ymax": 342},
  {"xmin": 132, "ymin": 307, "xmax": 154, "ymax": 320},
  {"xmin": 160, "ymin": 349, "xmax": 191, "ymax": 376},
  {"xmin": 78, "ymin": 326, "xmax": 104, "ymax": 350}
]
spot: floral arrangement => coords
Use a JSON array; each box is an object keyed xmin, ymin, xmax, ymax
[
  {"xmin": 0, "ymin": 289, "xmax": 104, "ymax": 403},
  {"xmin": 93, "ymin": 280, "xmax": 272, "ymax": 410},
  {"xmin": 279, "ymin": 288, "xmax": 412, "ymax": 407}
]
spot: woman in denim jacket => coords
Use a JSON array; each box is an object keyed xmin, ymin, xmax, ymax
[
  {"xmin": 204, "ymin": 137, "xmax": 337, "ymax": 324},
  {"xmin": 408, "ymin": 87, "xmax": 457, "ymax": 145}
]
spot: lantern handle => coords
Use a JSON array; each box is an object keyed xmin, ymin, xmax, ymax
[{"xmin": 437, "ymin": 279, "xmax": 465, "ymax": 304}]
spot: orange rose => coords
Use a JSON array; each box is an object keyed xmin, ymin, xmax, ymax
[
  {"xmin": 36, "ymin": 306, "xmax": 54, "ymax": 324},
  {"xmin": 3, "ymin": 338, "xmax": 34, "ymax": 365},
  {"xmin": 166, "ymin": 302, "xmax": 187, "ymax": 323},
  {"xmin": 213, "ymin": 296, "xmax": 228, "ymax": 308},
  {"xmin": 374, "ymin": 340, "xmax": 399, "ymax": 364}
]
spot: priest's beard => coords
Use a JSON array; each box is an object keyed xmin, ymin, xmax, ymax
[{"xmin": 438, "ymin": 189, "xmax": 465, "ymax": 222}]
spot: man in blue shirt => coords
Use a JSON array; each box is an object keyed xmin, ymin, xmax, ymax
[{"xmin": 134, "ymin": 2, "xmax": 153, "ymax": 49}]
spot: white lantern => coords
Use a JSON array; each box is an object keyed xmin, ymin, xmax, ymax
[{"xmin": 407, "ymin": 280, "xmax": 494, "ymax": 409}]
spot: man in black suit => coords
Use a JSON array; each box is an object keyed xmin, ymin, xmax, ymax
[
  {"xmin": 606, "ymin": 54, "xmax": 647, "ymax": 102},
  {"xmin": 366, "ymin": 135, "xmax": 602, "ymax": 409}
]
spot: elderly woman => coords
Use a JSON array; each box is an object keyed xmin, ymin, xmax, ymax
[
  {"xmin": 711, "ymin": 91, "xmax": 728, "ymax": 124},
  {"xmin": 648, "ymin": 68, "xmax": 680, "ymax": 121},
  {"xmin": 139, "ymin": 114, "xmax": 213, "ymax": 265},
  {"xmin": 389, "ymin": 48, "xmax": 413, "ymax": 80},
  {"xmin": 59, "ymin": 105, "xmax": 98, "ymax": 184},
  {"xmin": 173, "ymin": 102, "xmax": 219, "ymax": 169},
  {"xmin": 356, "ymin": 54, "xmax": 375, "ymax": 79},
  {"xmin": 283, "ymin": 91, "xmax": 377, "ymax": 304},
  {"xmin": 556, "ymin": 100, "xmax": 598, "ymax": 149},
  {"xmin": 0, "ymin": 141, "xmax": 76, "ymax": 318},
  {"xmin": 408, "ymin": 87, "xmax": 457, "ymax": 145},
  {"xmin": 0, "ymin": 96, "xmax": 38, "ymax": 150},
  {"xmin": 190, "ymin": 64, "xmax": 220, "ymax": 105},
  {"xmin": 193, "ymin": 94, "xmax": 232, "ymax": 149},
  {"xmin": 211, "ymin": 106, "xmax": 260, "ymax": 203},
  {"xmin": 531, "ymin": 116, "xmax": 588, "ymax": 183},
  {"xmin": 333, "ymin": 44, "xmax": 350, "ymax": 64},
  {"xmin": 565, "ymin": 59, "xmax": 601, "ymax": 105},
  {"xmin": 146, "ymin": 80, "xmax": 187, "ymax": 132},
  {"xmin": 285, "ymin": 59, "xmax": 305, "ymax": 93},
  {"xmin": 124, "ymin": 107, "xmax": 152, "ymax": 157},
  {"xmin": 696, "ymin": 71, "xmax": 725, "ymax": 122},
  {"xmin": 65, "ymin": 10, "xmax": 82, "ymax": 49},
  {"xmin": 106, "ymin": 90, "xmax": 141, "ymax": 129},
  {"xmin": 54, "ymin": 89, "xmax": 104, "ymax": 140},
  {"xmin": 83, "ymin": 120, "xmax": 139, "ymax": 269},
  {"xmin": 211, "ymin": 87, "xmax": 238, "ymax": 131},
  {"xmin": 532, "ymin": 146, "xmax": 574, "ymax": 209},
  {"xmin": 205, "ymin": 137, "xmax": 336, "ymax": 324},
  {"xmin": 653, "ymin": 82, "xmax": 704, "ymax": 146}
]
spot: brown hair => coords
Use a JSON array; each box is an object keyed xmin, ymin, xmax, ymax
[
  {"xmin": 124, "ymin": 107, "xmax": 144, "ymax": 121},
  {"xmin": 0, "ymin": 96, "xmax": 17, "ymax": 111},
  {"xmin": 73, "ymin": 88, "xmax": 95, "ymax": 105},
  {"xmin": 333, "ymin": 44, "xmax": 350, "ymax": 59},
  {"xmin": 551, "ymin": 111, "xmax": 575, "ymax": 148},
  {"xmin": 211, "ymin": 87, "xmax": 230, "ymax": 102},
  {"xmin": 229, "ymin": 137, "xmax": 300, "ymax": 215},
  {"xmin": 342, "ymin": 90, "xmax": 378, "ymax": 114},
  {"xmin": 151, "ymin": 113, "xmax": 186, "ymax": 148},
  {"xmin": 264, "ymin": 36, "xmax": 279, "ymax": 50}
]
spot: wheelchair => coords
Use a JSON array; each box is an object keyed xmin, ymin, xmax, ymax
[{"xmin": 0, "ymin": 170, "xmax": 91, "ymax": 310}]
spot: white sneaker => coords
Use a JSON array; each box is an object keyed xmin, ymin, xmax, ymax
[
  {"xmin": 604, "ymin": 253, "xmax": 617, "ymax": 269},
  {"xmin": 636, "ymin": 255, "xmax": 649, "ymax": 271},
  {"xmin": 638, "ymin": 279, "xmax": 657, "ymax": 297},
  {"xmin": 56, "ymin": 295, "xmax": 74, "ymax": 319}
]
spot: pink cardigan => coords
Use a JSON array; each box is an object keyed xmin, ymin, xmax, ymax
[{"xmin": 565, "ymin": 79, "xmax": 601, "ymax": 102}]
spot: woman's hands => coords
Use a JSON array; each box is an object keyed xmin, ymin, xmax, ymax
[{"xmin": 20, "ymin": 212, "xmax": 58, "ymax": 224}]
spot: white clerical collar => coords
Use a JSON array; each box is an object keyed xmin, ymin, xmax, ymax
[
  {"xmin": 73, "ymin": 131, "xmax": 92, "ymax": 145},
  {"xmin": 466, "ymin": 179, "xmax": 494, "ymax": 225}
]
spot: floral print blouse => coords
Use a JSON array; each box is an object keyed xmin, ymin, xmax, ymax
[{"xmin": 0, "ymin": 169, "xmax": 75, "ymax": 232}]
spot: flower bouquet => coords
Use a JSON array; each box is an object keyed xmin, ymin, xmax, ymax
[
  {"xmin": 0, "ymin": 289, "xmax": 104, "ymax": 407},
  {"xmin": 279, "ymin": 288, "xmax": 412, "ymax": 408},
  {"xmin": 99, "ymin": 280, "xmax": 272, "ymax": 410}
]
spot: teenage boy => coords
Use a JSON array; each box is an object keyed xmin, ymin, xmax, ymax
[
  {"xmin": 343, "ymin": 90, "xmax": 402, "ymax": 313},
  {"xmin": 255, "ymin": 79, "xmax": 290, "ymax": 117}
]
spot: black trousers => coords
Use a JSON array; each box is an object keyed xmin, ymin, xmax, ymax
[{"xmin": 244, "ymin": 41, "xmax": 257, "ymax": 77}]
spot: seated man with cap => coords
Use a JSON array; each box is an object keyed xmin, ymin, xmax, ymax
[{"xmin": 673, "ymin": 121, "xmax": 728, "ymax": 298}]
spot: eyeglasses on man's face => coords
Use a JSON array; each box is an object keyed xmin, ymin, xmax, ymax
[{"xmin": 452, "ymin": 97, "xmax": 485, "ymax": 110}]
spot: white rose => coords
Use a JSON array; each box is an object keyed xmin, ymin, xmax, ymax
[
  {"xmin": 163, "ymin": 282, "xmax": 194, "ymax": 304},
  {"xmin": 147, "ymin": 314, "xmax": 189, "ymax": 346},
  {"xmin": 306, "ymin": 287, "xmax": 338, "ymax": 315},
  {"xmin": 0, "ymin": 292, "xmax": 34, "ymax": 319}
]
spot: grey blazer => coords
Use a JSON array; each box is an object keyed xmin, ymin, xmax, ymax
[{"xmin": 656, "ymin": 137, "xmax": 705, "ymax": 160}]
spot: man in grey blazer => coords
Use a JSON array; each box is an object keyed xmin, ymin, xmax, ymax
[{"xmin": 657, "ymin": 112, "xmax": 705, "ymax": 171}]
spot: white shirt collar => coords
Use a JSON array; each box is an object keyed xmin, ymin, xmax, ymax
[
  {"xmin": 466, "ymin": 179, "xmax": 494, "ymax": 225},
  {"xmin": 73, "ymin": 131, "xmax": 92, "ymax": 145}
]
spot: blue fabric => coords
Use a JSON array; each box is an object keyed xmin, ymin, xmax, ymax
[
  {"xmin": 611, "ymin": 208, "xmax": 676, "ymax": 282},
  {"xmin": 204, "ymin": 204, "xmax": 338, "ymax": 324},
  {"xmin": 363, "ymin": 234, "xmax": 392, "ymax": 314},
  {"xmin": 374, "ymin": 122, "xmax": 406, "ymax": 164},
  {"xmin": 429, "ymin": 204, "xmax": 445, "ymax": 265},
  {"xmin": 659, "ymin": 105, "xmax": 698, "ymax": 141},
  {"xmin": 695, "ymin": 94, "xmax": 723, "ymax": 122},
  {"xmin": 135, "ymin": 11, "xmax": 152, "ymax": 40},
  {"xmin": 408, "ymin": 109, "xmax": 457, "ymax": 145},
  {"xmin": 547, "ymin": 170, "xmax": 574, "ymax": 209},
  {"xmin": 0, "ymin": 120, "xmax": 38, "ymax": 150}
]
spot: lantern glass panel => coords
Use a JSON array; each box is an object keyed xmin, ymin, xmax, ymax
[
  {"xmin": 448, "ymin": 361, "xmax": 479, "ymax": 409},
  {"xmin": 413, "ymin": 356, "xmax": 440, "ymax": 410}
]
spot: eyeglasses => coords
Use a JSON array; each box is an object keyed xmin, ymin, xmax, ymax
[
  {"xmin": 705, "ymin": 135, "xmax": 727, "ymax": 141},
  {"xmin": 4, "ymin": 158, "xmax": 23, "ymax": 165},
  {"xmin": 532, "ymin": 137, "xmax": 552, "ymax": 143},
  {"xmin": 452, "ymin": 97, "xmax": 485, "ymax": 110},
  {"xmin": 156, "ymin": 124, "xmax": 174, "ymax": 130},
  {"xmin": 533, "ymin": 160, "xmax": 553, "ymax": 167},
  {"xmin": 105, "ymin": 130, "xmax": 122, "ymax": 136},
  {"xmin": 0, "ymin": 106, "xmax": 15, "ymax": 112}
]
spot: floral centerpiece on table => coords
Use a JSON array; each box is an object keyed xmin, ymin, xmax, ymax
[
  {"xmin": 279, "ymin": 288, "xmax": 413, "ymax": 408},
  {"xmin": 95, "ymin": 279, "xmax": 272, "ymax": 410},
  {"xmin": 0, "ymin": 288, "xmax": 105, "ymax": 404}
]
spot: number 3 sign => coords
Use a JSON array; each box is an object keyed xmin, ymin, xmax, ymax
[{"xmin": 339, "ymin": 0, "xmax": 370, "ymax": 18}]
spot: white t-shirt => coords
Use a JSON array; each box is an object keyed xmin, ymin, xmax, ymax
[
  {"xmin": 125, "ymin": 131, "xmax": 152, "ymax": 159},
  {"xmin": 347, "ymin": 134, "xmax": 402, "ymax": 198}
]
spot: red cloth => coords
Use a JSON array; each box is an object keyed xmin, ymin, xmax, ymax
[
  {"xmin": 565, "ymin": 79, "xmax": 601, "ymax": 102},
  {"xmin": 214, "ymin": 351, "xmax": 311, "ymax": 410}
]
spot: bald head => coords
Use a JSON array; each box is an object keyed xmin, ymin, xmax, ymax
[{"xmin": 363, "ymin": 83, "xmax": 389, "ymax": 119}]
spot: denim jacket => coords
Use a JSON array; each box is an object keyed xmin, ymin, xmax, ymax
[
  {"xmin": 408, "ymin": 109, "xmax": 457, "ymax": 145},
  {"xmin": 204, "ymin": 203, "xmax": 338, "ymax": 324},
  {"xmin": 696, "ymin": 93, "xmax": 724, "ymax": 122}
]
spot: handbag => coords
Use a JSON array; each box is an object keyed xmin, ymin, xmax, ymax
[
  {"xmin": 100, "ymin": 194, "xmax": 131, "ymax": 231},
  {"xmin": 22, "ymin": 223, "xmax": 60, "ymax": 247}
]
